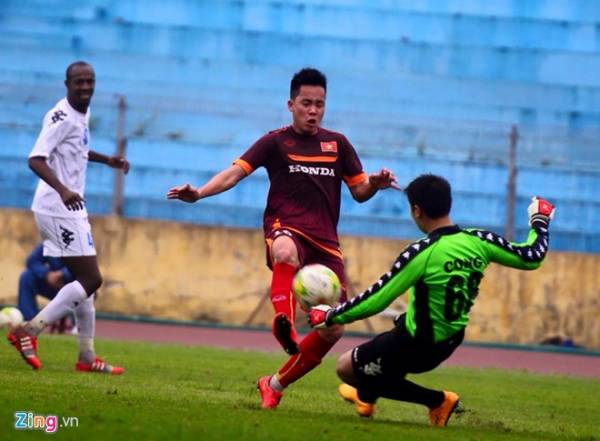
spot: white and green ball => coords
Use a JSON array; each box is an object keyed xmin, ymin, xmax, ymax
[
  {"xmin": 293, "ymin": 264, "xmax": 341, "ymax": 311},
  {"xmin": 0, "ymin": 307, "xmax": 24, "ymax": 328}
]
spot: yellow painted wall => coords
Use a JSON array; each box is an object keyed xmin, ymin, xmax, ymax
[{"xmin": 1, "ymin": 208, "xmax": 598, "ymax": 348}]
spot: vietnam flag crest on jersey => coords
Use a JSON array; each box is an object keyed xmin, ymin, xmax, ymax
[{"xmin": 320, "ymin": 141, "xmax": 337, "ymax": 153}]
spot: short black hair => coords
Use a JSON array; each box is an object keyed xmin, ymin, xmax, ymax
[
  {"xmin": 405, "ymin": 174, "xmax": 452, "ymax": 219},
  {"xmin": 290, "ymin": 68, "xmax": 327, "ymax": 99},
  {"xmin": 65, "ymin": 61, "xmax": 93, "ymax": 81}
]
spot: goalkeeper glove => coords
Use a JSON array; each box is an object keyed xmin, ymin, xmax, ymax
[
  {"xmin": 527, "ymin": 196, "xmax": 555, "ymax": 228},
  {"xmin": 308, "ymin": 305, "xmax": 333, "ymax": 329}
]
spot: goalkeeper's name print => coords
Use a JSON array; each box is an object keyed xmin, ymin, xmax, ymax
[{"xmin": 443, "ymin": 256, "xmax": 484, "ymax": 272}]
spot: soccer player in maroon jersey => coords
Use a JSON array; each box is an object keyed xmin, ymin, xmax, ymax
[{"xmin": 167, "ymin": 68, "xmax": 399, "ymax": 408}]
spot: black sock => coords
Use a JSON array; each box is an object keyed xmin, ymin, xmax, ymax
[
  {"xmin": 379, "ymin": 378, "xmax": 445, "ymax": 408},
  {"xmin": 356, "ymin": 386, "xmax": 378, "ymax": 404}
]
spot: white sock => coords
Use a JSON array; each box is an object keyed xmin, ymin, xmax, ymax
[
  {"xmin": 26, "ymin": 280, "xmax": 87, "ymax": 336},
  {"xmin": 269, "ymin": 375, "xmax": 284, "ymax": 392},
  {"xmin": 74, "ymin": 294, "xmax": 96, "ymax": 363}
]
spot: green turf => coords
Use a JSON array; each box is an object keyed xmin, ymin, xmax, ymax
[{"xmin": 0, "ymin": 336, "xmax": 598, "ymax": 440}]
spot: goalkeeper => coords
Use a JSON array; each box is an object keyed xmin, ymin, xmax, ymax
[{"xmin": 309, "ymin": 174, "xmax": 555, "ymax": 426}]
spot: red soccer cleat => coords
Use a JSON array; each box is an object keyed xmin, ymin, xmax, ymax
[
  {"xmin": 75, "ymin": 357, "xmax": 124, "ymax": 375},
  {"xmin": 7, "ymin": 326, "xmax": 42, "ymax": 370},
  {"xmin": 7, "ymin": 332, "xmax": 17, "ymax": 346},
  {"xmin": 272, "ymin": 313, "xmax": 299, "ymax": 355},
  {"xmin": 257, "ymin": 376, "xmax": 283, "ymax": 409}
]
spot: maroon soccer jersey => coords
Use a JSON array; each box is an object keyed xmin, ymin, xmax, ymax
[{"xmin": 234, "ymin": 126, "xmax": 367, "ymax": 253}]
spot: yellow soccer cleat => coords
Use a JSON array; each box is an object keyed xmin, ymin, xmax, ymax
[
  {"xmin": 338, "ymin": 383, "xmax": 375, "ymax": 418},
  {"xmin": 429, "ymin": 390, "xmax": 460, "ymax": 427}
]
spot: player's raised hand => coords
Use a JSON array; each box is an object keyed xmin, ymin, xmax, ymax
[
  {"xmin": 60, "ymin": 188, "xmax": 85, "ymax": 211},
  {"xmin": 308, "ymin": 304, "xmax": 333, "ymax": 329},
  {"xmin": 369, "ymin": 168, "xmax": 402, "ymax": 191},
  {"xmin": 167, "ymin": 183, "xmax": 200, "ymax": 203},
  {"xmin": 527, "ymin": 196, "xmax": 555, "ymax": 228},
  {"xmin": 107, "ymin": 156, "xmax": 130, "ymax": 174}
]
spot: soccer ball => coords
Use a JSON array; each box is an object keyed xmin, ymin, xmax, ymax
[
  {"xmin": 0, "ymin": 307, "xmax": 24, "ymax": 329},
  {"xmin": 292, "ymin": 264, "xmax": 341, "ymax": 311}
]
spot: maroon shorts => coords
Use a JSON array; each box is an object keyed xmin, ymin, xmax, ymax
[{"xmin": 265, "ymin": 227, "xmax": 348, "ymax": 302}]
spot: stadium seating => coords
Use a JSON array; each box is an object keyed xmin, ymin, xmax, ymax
[{"xmin": 0, "ymin": 0, "xmax": 599, "ymax": 251}]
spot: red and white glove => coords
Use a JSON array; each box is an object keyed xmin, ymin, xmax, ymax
[
  {"xmin": 308, "ymin": 305, "xmax": 333, "ymax": 329},
  {"xmin": 527, "ymin": 196, "xmax": 555, "ymax": 228}
]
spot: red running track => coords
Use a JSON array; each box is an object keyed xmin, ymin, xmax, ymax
[{"xmin": 96, "ymin": 319, "xmax": 600, "ymax": 378}]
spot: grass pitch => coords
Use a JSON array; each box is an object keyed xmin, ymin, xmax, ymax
[{"xmin": 0, "ymin": 335, "xmax": 598, "ymax": 440}]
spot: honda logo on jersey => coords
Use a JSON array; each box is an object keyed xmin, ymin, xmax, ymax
[
  {"xmin": 289, "ymin": 164, "xmax": 335, "ymax": 177},
  {"xmin": 320, "ymin": 141, "xmax": 337, "ymax": 153}
]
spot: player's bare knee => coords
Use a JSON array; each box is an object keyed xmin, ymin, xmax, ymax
[
  {"xmin": 317, "ymin": 324, "xmax": 344, "ymax": 343},
  {"xmin": 80, "ymin": 274, "xmax": 102, "ymax": 295},
  {"xmin": 271, "ymin": 235, "xmax": 299, "ymax": 266},
  {"xmin": 271, "ymin": 248, "xmax": 298, "ymax": 266}
]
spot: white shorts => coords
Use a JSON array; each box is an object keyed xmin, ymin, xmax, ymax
[{"xmin": 33, "ymin": 212, "xmax": 97, "ymax": 257}]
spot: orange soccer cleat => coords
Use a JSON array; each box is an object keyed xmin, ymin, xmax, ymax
[
  {"xmin": 429, "ymin": 390, "xmax": 460, "ymax": 427},
  {"xmin": 338, "ymin": 383, "xmax": 375, "ymax": 417}
]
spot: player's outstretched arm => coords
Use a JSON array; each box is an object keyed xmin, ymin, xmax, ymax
[
  {"xmin": 89, "ymin": 150, "xmax": 130, "ymax": 174},
  {"xmin": 470, "ymin": 196, "xmax": 555, "ymax": 270},
  {"xmin": 350, "ymin": 167, "xmax": 401, "ymax": 202},
  {"xmin": 167, "ymin": 164, "xmax": 247, "ymax": 203},
  {"xmin": 28, "ymin": 156, "xmax": 85, "ymax": 211}
]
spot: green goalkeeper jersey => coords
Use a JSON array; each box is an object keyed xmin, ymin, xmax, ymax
[{"xmin": 328, "ymin": 224, "xmax": 550, "ymax": 343}]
